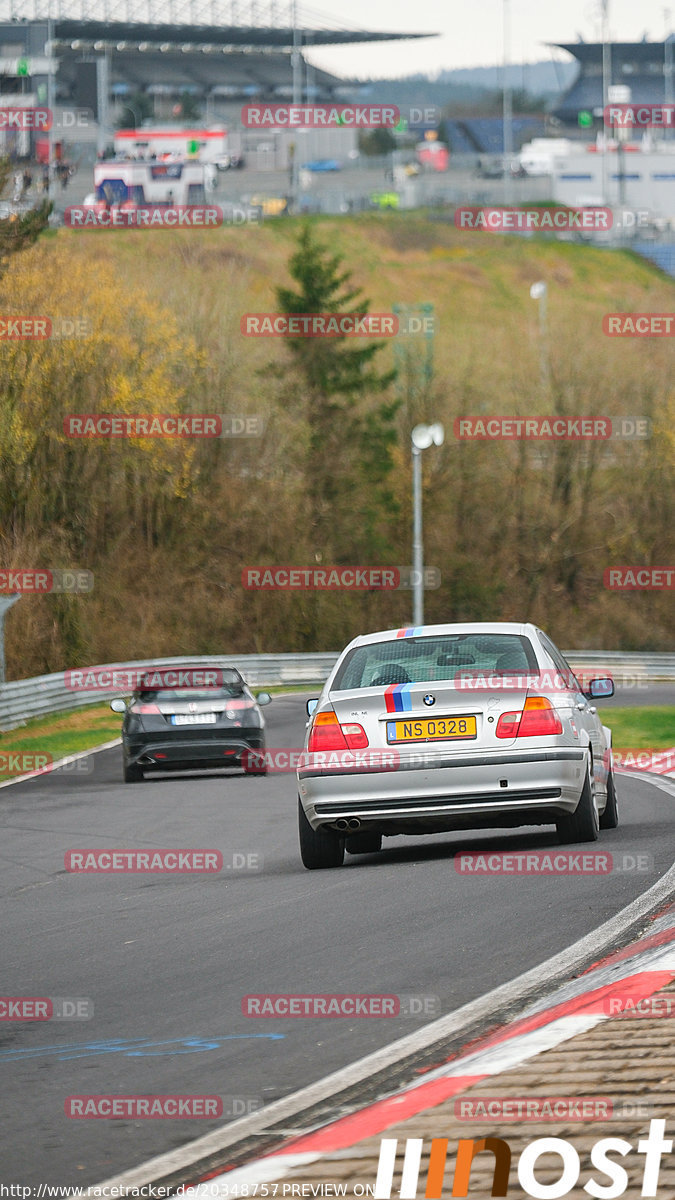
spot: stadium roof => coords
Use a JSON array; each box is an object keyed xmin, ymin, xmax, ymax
[
  {"xmin": 43, "ymin": 19, "xmax": 431, "ymax": 47},
  {"xmin": 551, "ymin": 39, "xmax": 672, "ymax": 63},
  {"xmin": 0, "ymin": 0, "xmax": 437, "ymax": 48}
]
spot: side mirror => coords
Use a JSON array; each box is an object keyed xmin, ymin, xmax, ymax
[
  {"xmin": 256, "ymin": 692, "xmax": 272, "ymax": 706},
  {"xmin": 306, "ymin": 698, "xmax": 319, "ymax": 717},
  {"xmin": 110, "ymin": 698, "xmax": 127, "ymax": 713},
  {"xmin": 586, "ymin": 677, "xmax": 614, "ymax": 699}
]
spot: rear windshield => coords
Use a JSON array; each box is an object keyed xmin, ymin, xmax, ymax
[
  {"xmin": 332, "ymin": 634, "xmax": 539, "ymax": 690},
  {"xmin": 136, "ymin": 668, "xmax": 245, "ymax": 698}
]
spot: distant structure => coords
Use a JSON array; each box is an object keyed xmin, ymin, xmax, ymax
[
  {"xmin": 551, "ymin": 38, "xmax": 675, "ymax": 127},
  {"xmin": 0, "ymin": 0, "xmax": 432, "ymax": 120}
]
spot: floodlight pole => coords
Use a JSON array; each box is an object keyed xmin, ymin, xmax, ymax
[
  {"xmin": 412, "ymin": 445, "xmax": 423, "ymax": 626},
  {"xmin": 411, "ymin": 424, "xmax": 444, "ymax": 627},
  {"xmin": 290, "ymin": 0, "xmax": 301, "ymax": 212},
  {"xmin": 46, "ymin": 18, "xmax": 54, "ymax": 207},
  {"xmin": 665, "ymin": 16, "xmax": 674, "ymax": 142},
  {"xmin": 502, "ymin": 0, "xmax": 513, "ymax": 205},
  {"xmin": 601, "ymin": 0, "xmax": 612, "ymax": 204}
]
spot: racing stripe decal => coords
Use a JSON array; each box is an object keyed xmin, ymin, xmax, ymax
[{"xmin": 386, "ymin": 684, "xmax": 413, "ymax": 713}]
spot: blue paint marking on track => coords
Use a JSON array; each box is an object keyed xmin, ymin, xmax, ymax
[{"xmin": 0, "ymin": 1034, "xmax": 284, "ymax": 1063}]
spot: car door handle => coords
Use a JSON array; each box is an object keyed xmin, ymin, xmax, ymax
[
  {"xmin": 576, "ymin": 702, "xmax": 587, "ymax": 711},
  {"xmin": 588, "ymin": 706, "xmax": 597, "ymax": 714}
]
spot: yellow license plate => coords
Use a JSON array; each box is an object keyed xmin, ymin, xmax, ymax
[{"xmin": 386, "ymin": 716, "xmax": 477, "ymax": 743}]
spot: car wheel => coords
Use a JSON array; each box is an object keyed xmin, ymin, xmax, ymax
[
  {"xmin": 556, "ymin": 760, "xmax": 599, "ymax": 844},
  {"xmin": 243, "ymin": 748, "xmax": 267, "ymax": 776},
  {"xmin": 124, "ymin": 761, "xmax": 144, "ymax": 783},
  {"xmin": 298, "ymin": 798, "xmax": 344, "ymax": 869},
  {"xmin": 599, "ymin": 766, "xmax": 619, "ymax": 829},
  {"xmin": 345, "ymin": 832, "xmax": 382, "ymax": 855}
]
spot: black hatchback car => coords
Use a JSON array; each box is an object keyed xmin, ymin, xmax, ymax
[{"xmin": 110, "ymin": 665, "xmax": 271, "ymax": 782}]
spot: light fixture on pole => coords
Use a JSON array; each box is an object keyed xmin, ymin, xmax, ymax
[{"xmin": 411, "ymin": 423, "xmax": 444, "ymax": 627}]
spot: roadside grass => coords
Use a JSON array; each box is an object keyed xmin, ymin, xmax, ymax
[
  {"xmin": 0, "ymin": 686, "xmax": 320, "ymax": 780},
  {"xmin": 0, "ymin": 704, "xmax": 122, "ymax": 779},
  {"xmin": 600, "ymin": 707, "xmax": 675, "ymax": 749}
]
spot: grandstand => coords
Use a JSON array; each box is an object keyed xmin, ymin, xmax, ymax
[
  {"xmin": 552, "ymin": 38, "xmax": 675, "ymax": 126},
  {"xmin": 445, "ymin": 116, "xmax": 547, "ymax": 156},
  {"xmin": 0, "ymin": 0, "xmax": 434, "ymax": 122}
]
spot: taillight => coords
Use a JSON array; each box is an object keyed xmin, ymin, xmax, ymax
[
  {"xmin": 130, "ymin": 702, "xmax": 161, "ymax": 715},
  {"xmin": 496, "ymin": 696, "xmax": 562, "ymax": 738},
  {"xmin": 307, "ymin": 711, "xmax": 368, "ymax": 752},
  {"xmin": 340, "ymin": 723, "xmax": 369, "ymax": 749}
]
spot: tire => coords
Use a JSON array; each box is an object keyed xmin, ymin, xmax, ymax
[
  {"xmin": 124, "ymin": 761, "xmax": 143, "ymax": 783},
  {"xmin": 556, "ymin": 760, "xmax": 599, "ymax": 844},
  {"xmin": 298, "ymin": 798, "xmax": 344, "ymax": 869},
  {"xmin": 345, "ymin": 831, "xmax": 382, "ymax": 855},
  {"xmin": 243, "ymin": 748, "xmax": 267, "ymax": 776},
  {"xmin": 599, "ymin": 766, "xmax": 619, "ymax": 829}
]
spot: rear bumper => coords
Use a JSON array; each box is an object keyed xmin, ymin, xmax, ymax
[
  {"xmin": 298, "ymin": 748, "xmax": 587, "ymax": 834},
  {"xmin": 125, "ymin": 733, "xmax": 264, "ymax": 769}
]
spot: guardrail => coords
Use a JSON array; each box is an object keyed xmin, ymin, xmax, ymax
[{"xmin": 0, "ymin": 651, "xmax": 672, "ymax": 732}]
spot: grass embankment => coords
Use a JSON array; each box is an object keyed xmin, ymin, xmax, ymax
[
  {"xmin": 601, "ymin": 706, "xmax": 675, "ymax": 749},
  {"xmin": 3, "ymin": 213, "xmax": 675, "ymax": 676}
]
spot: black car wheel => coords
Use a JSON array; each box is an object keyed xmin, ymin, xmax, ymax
[
  {"xmin": 599, "ymin": 766, "xmax": 619, "ymax": 829},
  {"xmin": 124, "ymin": 761, "xmax": 144, "ymax": 783},
  {"xmin": 556, "ymin": 760, "xmax": 599, "ymax": 844},
  {"xmin": 298, "ymin": 798, "xmax": 344, "ymax": 869}
]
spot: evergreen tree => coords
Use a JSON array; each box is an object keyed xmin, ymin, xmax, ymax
[{"xmin": 275, "ymin": 223, "xmax": 400, "ymax": 560}]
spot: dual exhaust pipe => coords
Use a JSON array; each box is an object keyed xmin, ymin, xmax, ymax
[{"xmin": 335, "ymin": 817, "xmax": 361, "ymax": 831}]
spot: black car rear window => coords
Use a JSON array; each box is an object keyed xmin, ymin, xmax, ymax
[
  {"xmin": 136, "ymin": 667, "xmax": 245, "ymax": 697},
  {"xmin": 332, "ymin": 634, "xmax": 539, "ymax": 690}
]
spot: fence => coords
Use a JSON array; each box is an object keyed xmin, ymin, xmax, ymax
[{"xmin": 0, "ymin": 651, "xmax": 673, "ymax": 731}]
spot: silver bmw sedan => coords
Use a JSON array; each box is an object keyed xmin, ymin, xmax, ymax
[{"xmin": 297, "ymin": 622, "xmax": 617, "ymax": 869}]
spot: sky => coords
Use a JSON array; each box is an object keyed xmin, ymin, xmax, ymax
[{"xmin": 299, "ymin": 0, "xmax": 674, "ymax": 77}]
